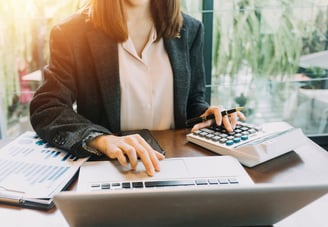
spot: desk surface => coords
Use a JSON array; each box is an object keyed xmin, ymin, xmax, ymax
[{"xmin": 1, "ymin": 129, "xmax": 328, "ymax": 227}]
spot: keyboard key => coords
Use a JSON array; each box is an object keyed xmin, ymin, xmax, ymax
[
  {"xmin": 90, "ymin": 183, "xmax": 101, "ymax": 190},
  {"xmin": 101, "ymin": 183, "xmax": 111, "ymax": 190},
  {"xmin": 228, "ymin": 178, "xmax": 239, "ymax": 184},
  {"xmin": 132, "ymin": 182, "xmax": 144, "ymax": 188},
  {"xmin": 195, "ymin": 179, "xmax": 208, "ymax": 185},
  {"xmin": 122, "ymin": 182, "xmax": 131, "ymax": 189},
  {"xmin": 208, "ymin": 179, "xmax": 218, "ymax": 184},
  {"xmin": 145, "ymin": 180, "xmax": 195, "ymax": 188},
  {"xmin": 111, "ymin": 182, "xmax": 122, "ymax": 189},
  {"xmin": 218, "ymin": 178, "xmax": 229, "ymax": 184}
]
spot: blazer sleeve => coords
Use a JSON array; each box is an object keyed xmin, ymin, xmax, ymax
[{"xmin": 30, "ymin": 24, "xmax": 111, "ymax": 157}]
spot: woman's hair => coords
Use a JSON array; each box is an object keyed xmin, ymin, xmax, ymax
[{"xmin": 85, "ymin": 0, "xmax": 183, "ymax": 42}]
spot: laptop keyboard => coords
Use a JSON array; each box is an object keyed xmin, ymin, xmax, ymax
[{"xmin": 89, "ymin": 177, "xmax": 240, "ymax": 191}]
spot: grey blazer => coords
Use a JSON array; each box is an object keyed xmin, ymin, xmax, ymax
[{"xmin": 30, "ymin": 12, "xmax": 209, "ymax": 157}]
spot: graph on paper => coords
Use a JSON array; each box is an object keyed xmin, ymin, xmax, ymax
[{"xmin": 0, "ymin": 131, "xmax": 88, "ymax": 198}]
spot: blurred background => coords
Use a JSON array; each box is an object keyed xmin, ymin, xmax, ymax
[{"xmin": 1, "ymin": 0, "xmax": 327, "ymax": 149}]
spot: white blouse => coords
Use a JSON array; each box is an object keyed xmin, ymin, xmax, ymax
[{"xmin": 118, "ymin": 26, "xmax": 175, "ymax": 131}]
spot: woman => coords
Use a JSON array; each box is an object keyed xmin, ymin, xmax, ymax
[{"xmin": 30, "ymin": 0, "xmax": 244, "ymax": 176}]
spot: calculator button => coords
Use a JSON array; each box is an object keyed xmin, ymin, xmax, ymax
[
  {"xmin": 226, "ymin": 140, "xmax": 234, "ymax": 146},
  {"xmin": 199, "ymin": 131, "xmax": 208, "ymax": 137},
  {"xmin": 233, "ymin": 137, "xmax": 241, "ymax": 143},
  {"xmin": 219, "ymin": 138, "xmax": 228, "ymax": 143},
  {"xmin": 205, "ymin": 134, "xmax": 214, "ymax": 139},
  {"xmin": 241, "ymin": 135, "xmax": 249, "ymax": 140},
  {"xmin": 193, "ymin": 130, "xmax": 202, "ymax": 135},
  {"xmin": 201, "ymin": 128, "xmax": 215, "ymax": 134},
  {"xmin": 212, "ymin": 136, "xmax": 220, "ymax": 142}
]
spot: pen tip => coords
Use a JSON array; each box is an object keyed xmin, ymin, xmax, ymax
[{"xmin": 236, "ymin": 106, "xmax": 244, "ymax": 111}]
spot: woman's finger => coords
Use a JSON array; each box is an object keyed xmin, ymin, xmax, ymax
[
  {"xmin": 191, "ymin": 119, "xmax": 213, "ymax": 132},
  {"xmin": 107, "ymin": 147, "xmax": 127, "ymax": 167},
  {"xmin": 118, "ymin": 143, "xmax": 138, "ymax": 170},
  {"xmin": 136, "ymin": 135, "xmax": 164, "ymax": 172},
  {"xmin": 229, "ymin": 113, "xmax": 238, "ymax": 129},
  {"xmin": 222, "ymin": 114, "xmax": 233, "ymax": 132}
]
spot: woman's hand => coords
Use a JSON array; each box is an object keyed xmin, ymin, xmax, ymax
[
  {"xmin": 88, "ymin": 134, "xmax": 165, "ymax": 176},
  {"xmin": 191, "ymin": 106, "xmax": 246, "ymax": 132}
]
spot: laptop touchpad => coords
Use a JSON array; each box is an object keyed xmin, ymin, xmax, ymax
[{"xmin": 77, "ymin": 159, "xmax": 190, "ymax": 191}]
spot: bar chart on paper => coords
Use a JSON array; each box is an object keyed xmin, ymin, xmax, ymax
[{"xmin": 0, "ymin": 131, "xmax": 88, "ymax": 199}]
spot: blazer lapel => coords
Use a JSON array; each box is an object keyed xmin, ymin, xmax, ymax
[
  {"xmin": 87, "ymin": 30, "xmax": 121, "ymax": 132},
  {"xmin": 164, "ymin": 31, "xmax": 189, "ymax": 128}
]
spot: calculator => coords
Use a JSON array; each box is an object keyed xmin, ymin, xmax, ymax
[{"xmin": 186, "ymin": 121, "xmax": 307, "ymax": 167}]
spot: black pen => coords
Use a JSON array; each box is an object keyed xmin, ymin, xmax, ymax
[{"xmin": 185, "ymin": 107, "xmax": 244, "ymax": 127}]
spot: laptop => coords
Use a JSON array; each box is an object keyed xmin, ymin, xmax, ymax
[{"xmin": 54, "ymin": 156, "xmax": 328, "ymax": 227}]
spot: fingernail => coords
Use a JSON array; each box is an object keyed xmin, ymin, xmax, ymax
[{"xmin": 147, "ymin": 169, "xmax": 154, "ymax": 176}]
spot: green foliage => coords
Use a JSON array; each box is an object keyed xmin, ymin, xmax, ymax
[
  {"xmin": 301, "ymin": 6, "xmax": 328, "ymax": 54},
  {"xmin": 213, "ymin": 0, "xmax": 308, "ymax": 80}
]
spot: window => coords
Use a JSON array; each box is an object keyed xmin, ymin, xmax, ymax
[{"xmin": 182, "ymin": 0, "xmax": 328, "ymax": 147}]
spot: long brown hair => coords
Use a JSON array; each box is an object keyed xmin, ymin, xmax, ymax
[{"xmin": 85, "ymin": 0, "xmax": 183, "ymax": 42}]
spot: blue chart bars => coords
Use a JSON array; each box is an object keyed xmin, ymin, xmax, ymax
[{"xmin": 0, "ymin": 131, "xmax": 88, "ymax": 198}]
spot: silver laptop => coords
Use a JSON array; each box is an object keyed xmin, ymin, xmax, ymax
[{"xmin": 54, "ymin": 156, "xmax": 328, "ymax": 227}]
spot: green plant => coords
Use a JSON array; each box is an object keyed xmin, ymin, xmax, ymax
[
  {"xmin": 301, "ymin": 4, "xmax": 328, "ymax": 55},
  {"xmin": 213, "ymin": 0, "xmax": 303, "ymax": 80}
]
